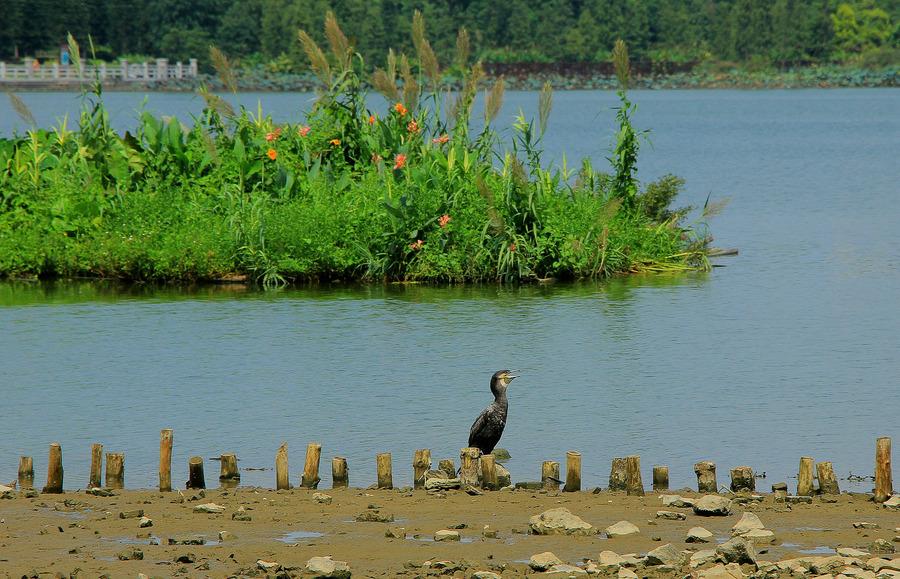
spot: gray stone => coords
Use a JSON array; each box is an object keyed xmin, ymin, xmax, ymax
[
  {"xmin": 618, "ymin": 568, "xmax": 639, "ymax": 578},
  {"xmin": 529, "ymin": 507, "xmax": 594, "ymax": 536},
  {"xmin": 547, "ymin": 563, "xmax": 587, "ymax": 574},
  {"xmin": 529, "ymin": 551, "xmax": 563, "ymax": 571},
  {"xmin": 424, "ymin": 472, "xmax": 461, "ymax": 491},
  {"xmin": 606, "ymin": 520, "xmax": 640, "ymax": 538},
  {"xmin": 716, "ymin": 537, "xmax": 757, "ymax": 565},
  {"xmin": 168, "ymin": 536, "xmax": 205, "ymax": 545},
  {"xmin": 193, "ymin": 502, "xmax": 225, "ymax": 513},
  {"xmin": 661, "ymin": 495, "xmax": 695, "ymax": 508},
  {"xmin": 837, "ymin": 548, "xmax": 870, "ymax": 558},
  {"xmin": 434, "ymin": 529, "xmax": 460, "ymax": 542},
  {"xmin": 657, "ymin": 510, "xmax": 687, "ymax": 521},
  {"xmin": 482, "ymin": 525, "xmax": 497, "ymax": 539},
  {"xmin": 694, "ymin": 495, "xmax": 733, "ymax": 516},
  {"xmin": 384, "ymin": 527, "xmax": 405, "ymax": 539},
  {"xmin": 472, "ymin": 572, "xmax": 501, "ymax": 579},
  {"xmin": 492, "ymin": 448, "xmax": 511, "ymax": 461},
  {"xmin": 86, "ymin": 487, "xmax": 114, "ymax": 497},
  {"xmin": 786, "ymin": 495, "xmax": 813, "ymax": 504},
  {"xmin": 257, "ymin": 560, "xmax": 279, "ymax": 572},
  {"xmin": 355, "ymin": 511, "xmax": 394, "ymax": 523},
  {"xmin": 218, "ymin": 530, "xmax": 234, "ymax": 541},
  {"xmin": 305, "ymin": 555, "xmax": 351, "ymax": 578},
  {"xmin": 884, "ymin": 496, "xmax": 900, "ymax": 510},
  {"xmin": 698, "ymin": 563, "xmax": 745, "ymax": 578},
  {"xmin": 732, "ymin": 512, "xmax": 766, "ymax": 535},
  {"xmin": 854, "ymin": 522, "xmax": 880, "ymax": 529},
  {"xmin": 645, "ymin": 543, "xmax": 685, "ymax": 567},
  {"xmin": 138, "ymin": 516, "xmax": 153, "ymax": 528},
  {"xmin": 116, "ymin": 548, "xmax": 143, "ymax": 561},
  {"xmin": 119, "ymin": 509, "xmax": 144, "ymax": 519},
  {"xmin": 598, "ymin": 551, "xmax": 624, "ymax": 566},
  {"xmin": 871, "ymin": 539, "xmax": 895, "ymax": 554},
  {"xmin": 687, "ymin": 526, "xmax": 714, "ymax": 543},
  {"xmin": 495, "ymin": 464, "xmax": 512, "ymax": 488}
]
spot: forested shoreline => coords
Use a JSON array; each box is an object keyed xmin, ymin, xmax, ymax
[{"xmin": 2, "ymin": 0, "xmax": 897, "ymax": 72}]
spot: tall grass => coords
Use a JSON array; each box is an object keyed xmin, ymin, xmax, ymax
[{"xmin": 0, "ymin": 18, "xmax": 713, "ymax": 286}]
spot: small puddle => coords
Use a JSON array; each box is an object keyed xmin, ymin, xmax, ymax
[
  {"xmin": 277, "ymin": 530, "xmax": 324, "ymax": 543},
  {"xmin": 795, "ymin": 527, "xmax": 831, "ymax": 532},
  {"xmin": 781, "ymin": 543, "xmax": 834, "ymax": 555}
]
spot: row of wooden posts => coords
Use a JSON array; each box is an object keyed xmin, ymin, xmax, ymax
[{"xmin": 14, "ymin": 431, "xmax": 894, "ymax": 503}]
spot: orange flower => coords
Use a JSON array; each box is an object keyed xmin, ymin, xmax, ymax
[
  {"xmin": 393, "ymin": 153, "xmax": 407, "ymax": 170},
  {"xmin": 509, "ymin": 242, "xmax": 516, "ymax": 252},
  {"xmin": 330, "ymin": 138, "xmax": 341, "ymax": 146},
  {"xmin": 438, "ymin": 214, "xmax": 451, "ymax": 228},
  {"xmin": 266, "ymin": 148, "xmax": 277, "ymax": 161},
  {"xmin": 432, "ymin": 134, "xmax": 450, "ymax": 144},
  {"xmin": 368, "ymin": 114, "xmax": 376, "ymax": 125},
  {"xmin": 274, "ymin": 127, "xmax": 282, "ymax": 137},
  {"xmin": 393, "ymin": 102, "xmax": 408, "ymax": 116},
  {"xmin": 265, "ymin": 131, "xmax": 277, "ymax": 142},
  {"xmin": 409, "ymin": 239, "xmax": 424, "ymax": 250},
  {"xmin": 407, "ymin": 119, "xmax": 419, "ymax": 133},
  {"xmin": 298, "ymin": 126, "xmax": 311, "ymax": 137},
  {"xmin": 372, "ymin": 153, "xmax": 383, "ymax": 163}
]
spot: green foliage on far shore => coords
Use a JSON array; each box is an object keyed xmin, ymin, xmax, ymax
[{"xmin": 0, "ymin": 18, "xmax": 712, "ymax": 285}]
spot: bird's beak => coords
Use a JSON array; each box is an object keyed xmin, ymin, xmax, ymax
[{"xmin": 507, "ymin": 371, "xmax": 519, "ymax": 380}]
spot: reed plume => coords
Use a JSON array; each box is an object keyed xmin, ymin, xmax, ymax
[
  {"xmin": 538, "ymin": 81, "xmax": 552, "ymax": 136},
  {"xmin": 199, "ymin": 84, "xmax": 235, "ymax": 119},
  {"xmin": 476, "ymin": 175, "xmax": 504, "ymax": 234},
  {"xmin": 484, "ymin": 76, "xmax": 505, "ymax": 124},
  {"xmin": 612, "ymin": 39, "xmax": 630, "ymax": 91},
  {"xmin": 400, "ymin": 54, "xmax": 419, "ymax": 112},
  {"xmin": 66, "ymin": 33, "xmax": 82, "ymax": 77},
  {"xmin": 298, "ymin": 29, "xmax": 332, "ymax": 86},
  {"xmin": 371, "ymin": 69, "xmax": 399, "ymax": 101},
  {"xmin": 7, "ymin": 92, "xmax": 36, "ymax": 127},
  {"xmin": 324, "ymin": 11, "xmax": 352, "ymax": 72},
  {"xmin": 209, "ymin": 46, "xmax": 237, "ymax": 94},
  {"xmin": 455, "ymin": 28, "xmax": 470, "ymax": 70},
  {"xmin": 412, "ymin": 11, "xmax": 439, "ymax": 87}
]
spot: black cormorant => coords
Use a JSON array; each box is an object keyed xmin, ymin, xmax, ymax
[{"xmin": 468, "ymin": 370, "xmax": 518, "ymax": 455}]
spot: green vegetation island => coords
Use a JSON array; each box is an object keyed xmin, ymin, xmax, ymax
[
  {"xmin": 1, "ymin": 0, "xmax": 898, "ymax": 90},
  {"xmin": 0, "ymin": 20, "xmax": 723, "ymax": 285}
]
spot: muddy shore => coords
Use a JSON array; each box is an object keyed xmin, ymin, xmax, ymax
[{"xmin": 0, "ymin": 485, "xmax": 897, "ymax": 578}]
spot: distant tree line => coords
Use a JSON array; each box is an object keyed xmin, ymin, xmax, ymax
[{"xmin": 1, "ymin": 0, "xmax": 897, "ymax": 66}]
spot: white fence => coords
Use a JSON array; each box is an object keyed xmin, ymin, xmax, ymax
[{"xmin": 0, "ymin": 58, "xmax": 198, "ymax": 83}]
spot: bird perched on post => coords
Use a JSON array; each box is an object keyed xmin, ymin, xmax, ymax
[{"xmin": 468, "ymin": 370, "xmax": 518, "ymax": 455}]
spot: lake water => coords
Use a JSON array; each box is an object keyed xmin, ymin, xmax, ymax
[{"xmin": 1, "ymin": 89, "xmax": 898, "ymax": 491}]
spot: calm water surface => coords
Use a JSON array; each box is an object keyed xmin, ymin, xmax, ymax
[{"xmin": 1, "ymin": 89, "xmax": 898, "ymax": 490}]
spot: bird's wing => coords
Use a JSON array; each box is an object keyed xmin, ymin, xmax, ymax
[{"xmin": 468, "ymin": 405, "xmax": 504, "ymax": 447}]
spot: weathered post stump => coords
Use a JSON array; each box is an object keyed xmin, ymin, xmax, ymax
[
  {"xmin": 625, "ymin": 455, "xmax": 644, "ymax": 496},
  {"xmin": 88, "ymin": 443, "xmax": 103, "ymax": 489},
  {"xmin": 187, "ymin": 456, "xmax": 206, "ymax": 489},
  {"xmin": 459, "ymin": 447, "xmax": 481, "ymax": 486},
  {"xmin": 652, "ymin": 465, "xmax": 669, "ymax": 491},
  {"xmin": 159, "ymin": 429, "xmax": 173, "ymax": 492},
  {"xmin": 43, "ymin": 444, "xmax": 63, "ymax": 494},
  {"xmin": 694, "ymin": 461, "xmax": 717, "ymax": 493},
  {"xmin": 219, "ymin": 453, "xmax": 240, "ymax": 483},
  {"xmin": 481, "ymin": 453, "xmax": 498, "ymax": 490},
  {"xmin": 18, "ymin": 456, "xmax": 34, "ymax": 489},
  {"xmin": 275, "ymin": 443, "xmax": 290, "ymax": 490},
  {"xmin": 564, "ymin": 451, "xmax": 582, "ymax": 492},
  {"xmin": 609, "ymin": 457, "xmax": 627, "ymax": 491},
  {"xmin": 797, "ymin": 456, "xmax": 815, "ymax": 496},
  {"xmin": 413, "ymin": 449, "xmax": 431, "ymax": 489},
  {"xmin": 332, "ymin": 456, "xmax": 348, "ymax": 488},
  {"xmin": 542, "ymin": 460, "xmax": 560, "ymax": 490},
  {"xmin": 376, "ymin": 453, "xmax": 393, "ymax": 489},
  {"xmin": 438, "ymin": 459, "xmax": 456, "ymax": 478},
  {"xmin": 301, "ymin": 443, "xmax": 322, "ymax": 489},
  {"xmin": 730, "ymin": 466, "xmax": 755, "ymax": 492},
  {"xmin": 875, "ymin": 437, "xmax": 893, "ymax": 503},
  {"xmin": 105, "ymin": 452, "xmax": 124, "ymax": 489},
  {"xmin": 816, "ymin": 461, "xmax": 839, "ymax": 495}
]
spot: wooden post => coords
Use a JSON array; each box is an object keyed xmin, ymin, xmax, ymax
[
  {"xmin": 797, "ymin": 456, "xmax": 815, "ymax": 496},
  {"xmin": 694, "ymin": 460, "xmax": 717, "ymax": 493},
  {"xmin": 18, "ymin": 456, "xmax": 34, "ymax": 488},
  {"xmin": 481, "ymin": 454, "xmax": 497, "ymax": 490},
  {"xmin": 609, "ymin": 457, "xmax": 627, "ymax": 491},
  {"xmin": 43, "ymin": 443, "xmax": 63, "ymax": 493},
  {"xmin": 438, "ymin": 459, "xmax": 455, "ymax": 478},
  {"xmin": 300, "ymin": 443, "xmax": 322, "ymax": 489},
  {"xmin": 875, "ymin": 437, "xmax": 893, "ymax": 503},
  {"xmin": 105, "ymin": 452, "xmax": 124, "ymax": 489},
  {"xmin": 275, "ymin": 443, "xmax": 290, "ymax": 490},
  {"xmin": 413, "ymin": 449, "xmax": 431, "ymax": 489},
  {"xmin": 187, "ymin": 456, "xmax": 205, "ymax": 489},
  {"xmin": 459, "ymin": 447, "xmax": 481, "ymax": 486},
  {"xmin": 564, "ymin": 451, "xmax": 582, "ymax": 492},
  {"xmin": 88, "ymin": 443, "xmax": 103, "ymax": 489},
  {"xmin": 730, "ymin": 466, "xmax": 755, "ymax": 492},
  {"xmin": 542, "ymin": 460, "xmax": 560, "ymax": 490},
  {"xmin": 159, "ymin": 429, "xmax": 173, "ymax": 492},
  {"xmin": 219, "ymin": 453, "xmax": 240, "ymax": 482},
  {"xmin": 816, "ymin": 461, "xmax": 839, "ymax": 495},
  {"xmin": 376, "ymin": 453, "xmax": 393, "ymax": 489},
  {"xmin": 332, "ymin": 456, "xmax": 348, "ymax": 488},
  {"xmin": 625, "ymin": 455, "xmax": 643, "ymax": 496},
  {"xmin": 652, "ymin": 465, "xmax": 669, "ymax": 491}
]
